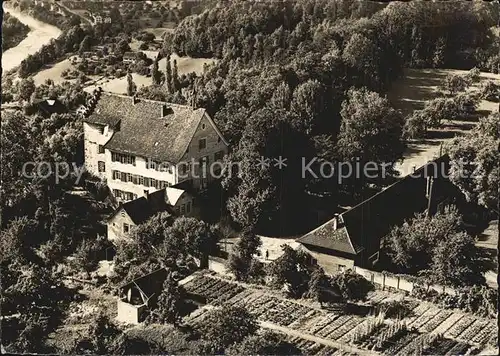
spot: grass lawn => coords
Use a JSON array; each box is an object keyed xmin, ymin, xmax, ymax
[
  {"xmin": 32, "ymin": 59, "xmax": 76, "ymax": 86},
  {"xmin": 83, "ymin": 54, "xmax": 217, "ymax": 95},
  {"xmin": 476, "ymin": 219, "xmax": 498, "ymax": 289},
  {"xmin": 143, "ymin": 27, "xmax": 174, "ymax": 40},
  {"xmin": 389, "ymin": 68, "xmax": 500, "ymax": 176}
]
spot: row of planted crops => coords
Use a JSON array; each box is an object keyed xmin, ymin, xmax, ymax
[{"xmin": 182, "ymin": 275, "xmax": 495, "ymax": 355}]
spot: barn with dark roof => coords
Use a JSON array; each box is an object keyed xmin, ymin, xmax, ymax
[{"xmin": 297, "ymin": 155, "xmax": 466, "ymax": 274}]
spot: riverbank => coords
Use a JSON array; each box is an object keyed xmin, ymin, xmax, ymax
[{"xmin": 2, "ymin": 4, "xmax": 62, "ymax": 73}]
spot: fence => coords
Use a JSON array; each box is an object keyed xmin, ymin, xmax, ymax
[{"xmin": 353, "ymin": 266, "xmax": 457, "ymax": 296}]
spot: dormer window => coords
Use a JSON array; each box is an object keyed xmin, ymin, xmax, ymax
[{"xmin": 97, "ymin": 125, "xmax": 104, "ymax": 134}]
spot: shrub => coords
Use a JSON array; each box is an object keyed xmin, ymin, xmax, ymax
[
  {"xmin": 442, "ymin": 74, "xmax": 471, "ymax": 95},
  {"xmin": 404, "ymin": 111, "xmax": 427, "ymax": 139},
  {"xmin": 195, "ymin": 306, "xmax": 258, "ymax": 354},
  {"xmin": 480, "ymin": 80, "xmax": 499, "ymax": 102},
  {"xmin": 377, "ymin": 300, "xmax": 413, "ymax": 319},
  {"xmin": 411, "ymin": 285, "xmax": 496, "ymax": 318},
  {"xmin": 452, "ymin": 92, "xmax": 480, "ymax": 116},
  {"xmin": 330, "ymin": 269, "xmax": 375, "ymax": 301},
  {"xmin": 465, "ymin": 67, "xmax": 481, "ymax": 83}
]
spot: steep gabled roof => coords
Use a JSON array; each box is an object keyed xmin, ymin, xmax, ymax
[
  {"xmin": 165, "ymin": 187, "xmax": 185, "ymax": 206},
  {"xmin": 119, "ymin": 267, "xmax": 169, "ymax": 303},
  {"xmin": 33, "ymin": 98, "xmax": 67, "ymax": 117},
  {"xmin": 109, "ymin": 189, "xmax": 171, "ymax": 225},
  {"xmin": 84, "ymin": 92, "xmax": 209, "ymax": 163},
  {"xmin": 297, "ymin": 215, "xmax": 360, "ymax": 255}
]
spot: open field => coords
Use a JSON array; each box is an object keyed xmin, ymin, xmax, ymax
[
  {"xmin": 158, "ymin": 53, "xmax": 217, "ymax": 76},
  {"xmin": 32, "ymin": 59, "xmax": 76, "ymax": 86},
  {"xmin": 83, "ymin": 53, "xmax": 217, "ymax": 94},
  {"xmin": 143, "ymin": 27, "xmax": 174, "ymax": 40},
  {"xmin": 389, "ymin": 68, "xmax": 500, "ymax": 177},
  {"xmin": 183, "ymin": 273, "xmax": 497, "ymax": 355},
  {"xmin": 476, "ymin": 219, "xmax": 498, "ymax": 289}
]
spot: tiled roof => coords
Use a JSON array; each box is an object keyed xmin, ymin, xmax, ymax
[
  {"xmin": 120, "ymin": 267, "xmax": 169, "ymax": 301},
  {"xmin": 34, "ymin": 98, "xmax": 67, "ymax": 116},
  {"xmin": 297, "ymin": 216, "xmax": 359, "ymax": 255},
  {"xmin": 121, "ymin": 197, "xmax": 154, "ymax": 225},
  {"xmin": 85, "ymin": 92, "xmax": 206, "ymax": 163},
  {"xmin": 118, "ymin": 189, "xmax": 171, "ymax": 225}
]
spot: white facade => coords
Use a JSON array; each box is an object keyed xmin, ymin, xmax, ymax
[{"xmin": 84, "ymin": 111, "xmax": 228, "ymax": 203}]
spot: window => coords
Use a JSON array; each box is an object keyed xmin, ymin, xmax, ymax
[
  {"xmin": 123, "ymin": 223, "xmax": 130, "ymax": 234},
  {"xmin": 144, "ymin": 177, "xmax": 150, "ymax": 187},
  {"xmin": 186, "ymin": 201, "xmax": 192, "ymax": 214},
  {"xmin": 201, "ymin": 123, "xmax": 206, "ymax": 130},
  {"xmin": 97, "ymin": 125, "xmax": 104, "ymax": 134},
  {"xmin": 217, "ymin": 136, "xmax": 221, "ymax": 143},
  {"xmin": 139, "ymin": 176, "xmax": 144, "ymax": 185},
  {"xmin": 198, "ymin": 138, "xmax": 207, "ymax": 151},
  {"xmin": 180, "ymin": 163, "xmax": 188, "ymax": 175},
  {"xmin": 111, "ymin": 152, "xmax": 136, "ymax": 166},
  {"xmin": 98, "ymin": 161, "xmax": 106, "ymax": 172},
  {"xmin": 180, "ymin": 204, "xmax": 186, "ymax": 214},
  {"xmin": 214, "ymin": 150, "xmax": 224, "ymax": 161},
  {"xmin": 98, "ymin": 145, "xmax": 105, "ymax": 154},
  {"xmin": 112, "ymin": 170, "xmax": 121, "ymax": 180}
]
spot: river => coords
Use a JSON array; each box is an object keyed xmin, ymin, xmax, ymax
[{"xmin": 2, "ymin": 5, "xmax": 62, "ymax": 73}]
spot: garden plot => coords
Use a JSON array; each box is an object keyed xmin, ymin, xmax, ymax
[
  {"xmin": 181, "ymin": 274, "xmax": 492, "ymax": 354},
  {"xmin": 446, "ymin": 315, "xmax": 478, "ymax": 339},
  {"xmin": 287, "ymin": 336, "xmax": 334, "ymax": 355},
  {"xmin": 183, "ymin": 274, "xmax": 245, "ymax": 305},
  {"xmin": 408, "ymin": 306, "xmax": 442, "ymax": 329}
]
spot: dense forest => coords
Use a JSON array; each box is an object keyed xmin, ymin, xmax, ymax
[
  {"xmin": 2, "ymin": 12, "xmax": 31, "ymax": 52},
  {"xmin": 155, "ymin": 0, "xmax": 499, "ymax": 233}
]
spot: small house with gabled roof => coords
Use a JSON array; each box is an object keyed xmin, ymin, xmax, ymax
[{"xmin": 107, "ymin": 186, "xmax": 198, "ymax": 242}]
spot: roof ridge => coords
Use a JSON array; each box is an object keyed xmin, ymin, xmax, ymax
[
  {"xmin": 100, "ymin": 91, "xmax": 197, "ymax": 110},
  {"xmin": 342, "ymin": 155, "xmax": 449, "ymax": 217}
]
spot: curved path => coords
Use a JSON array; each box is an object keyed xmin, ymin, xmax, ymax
[{"xmin": 2, "ymin": 5, "xmax": 62, "ymax": 73}]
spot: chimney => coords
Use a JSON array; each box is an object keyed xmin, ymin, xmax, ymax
[
  {"xmin": 132, "ymin": 96, "xmax": 138, "ymax": 105},
  {"xmin": 332, "ymin": 213, "xmax": 340, "ymax": 230},
  {"xmin": 426, "ymin": 176, "xmax": 434, "ymax": 217},
  {"xmin": 191, "ymin": 79, "xmax": 198, "ymax": 110},
  {"xmin": 144, "ymin": 190, "xmax": 149, "ymax": 199}
]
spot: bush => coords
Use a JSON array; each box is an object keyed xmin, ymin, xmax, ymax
[
  {"xmin": 330, "ymin": 269, "xmax": 375, "ymax": 301},
  {"xmin": 411, "ymin": 285, "xmax": 496, "ymax": 318},
  {"xmin": 452, "ymin": 92, "xmax": 480, "ymax": 116},
  {"xmin": 465, "ymin": 67, "xmax": 481, "ymax": 83},
  {"xmin": 442, "ymin": 74, "xmax": 471, "ymax": 95},
  {"xmin": 377, "ymin": 300, "xmax": 413, "ymax": 319},
  {"xmin": 404, "ymin": 111, "xmax": 427, "ymax": 139},
  {"xmin": 195, "ymin": 306, "xmax": 258, "ymax": 354},
  {"xmin": 480, "ymin": 80, "xmax": 499, "ymax": 102}
]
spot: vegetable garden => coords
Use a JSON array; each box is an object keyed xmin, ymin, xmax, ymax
[{"xmin": 182, "ymin": 274, "xmax": 496, "ymax": 355}]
